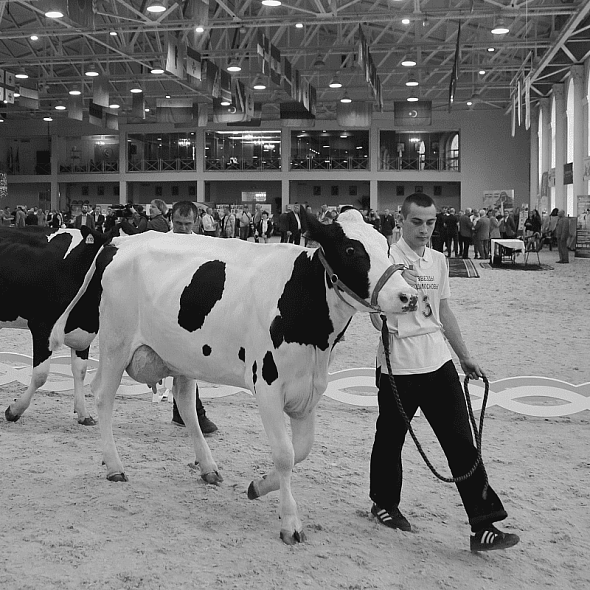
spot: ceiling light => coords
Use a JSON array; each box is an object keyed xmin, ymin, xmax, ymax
[
  {"xmin": 130, "ymin": 82, "xmax": 143, "ymax": 93},
  {"xmin": 45, "ymin": 10, "xmax": 64, "ymax": 18},
  {"xmin": 227, "ymin": 58, "xmax": 241, "ymax": 72},
  {"xmin": 479, "ymin": 69, "xmax": 486, "ymax": 76},
  {"xmin": 262, "ymin": 1, "xmax": 282, "ymax": 6},
  {"xmin": 401, "ymin": 56, "xmax": 416, "ymax": 67},
  {"xmin": 165, "ymin": 94, "xmax": 171, "ymax": 99},
  {"xmin": 491, "ymin": 18, "xmax": 509, "ymax": 35},
  {"xmin": 85, "ymin": 64, "xmax": 99, "ymax": 77},
  {"xmin": 195, "ymin": 25, "xmax": 205, "ymax": 33},
  {"xmin": 145, "ymin": 107, "xmax": 150, "ymax": 112},
  {"xmin": 69, "ymin": 85, "xmax": 81, "ymax": 96},
  {"xmin": 15, "ymin": 69, "xmax": 28, "ymax": 79},
  {"xmin": 313, "ymin": 54, "xmax": 325, "ymax": 68},
  {"xmin": 220, "ymin": 99, "xmax": 231, "ymax": 106},
  {"xmin": 407, "ymin": 94, "xmax": 419, "ymax": 102},
  {"xmin": 340, "ymin": 93, "xmax": 352, "ymax": 104},
  {"xmin": 401, "ymin": 18, "xmax": 410, "ymax": 25},
  {"xmin": 43, "ymin": 116, "xmax": 53, "ymax": 121},
  {"xmin": 109, "ymin": 103, "xmax": 120, "ymax": 109},
  {"xmin": 329, "ymin": 76, "xmax": 342, "ymax": 89},
  {"xmin": 150, "ymin": 65, "xmax": 165, "ymax": 74},
  {"xmin": 55, "ymin": 102, "xmax": 66, "ymax": 111},
  {"xmin": 466, "ymin": 100, "xmax": 473, "ymax": 107},
  {"xmin": 30, "ymin": 35, "xmax": 39, "ymax": 41},
  {"xmin": 295, "ymin": 22, "xmax": 303, "ymax": 29},
  {"xmin": 14, "ymin": 92, "xmax": 20, "ymax": 98},
  {"xmin": 146, "ymin": 1, "xmax": 166, "ymax": 13},
  {"xmin": 252, "ymin": 76, "xmax": 267, "ymax": 90},
  {"xmin": 405, "ymin": 76, "xmax": 418, "ymax": 87},
  {"xmin": 110, "ymin": 31, "xmax": 118, "ymax": 36},
  {"xmin": 487, "ymin": 47, "xmax": 495, "ymax": 53}
]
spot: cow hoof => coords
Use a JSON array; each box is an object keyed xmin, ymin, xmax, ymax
[
  {"xmin": 247, "ymin": 481, "xmax": 260, "ymax": 500},
  {"xmin": 107, "ymin": 473, "xmax": 128, "ymax": 482},
  {"xmin": 77, "ymin": 416, "xmax": 97, "ymax": 426},
  {"xmin": 5, "ymin": 406, "xmax": 21, "ymax": 422},
  {"xmin": 280, "ymin": 529, "xmax": 306, "ymax": 545},
  {"xmin": 201, "ymin": 471, "xmax": 223, "ymax": 485}
]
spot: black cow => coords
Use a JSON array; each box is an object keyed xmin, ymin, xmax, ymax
[{"xmin": 1, "ymin": 226, "xmax": 113, "ymax": 424}]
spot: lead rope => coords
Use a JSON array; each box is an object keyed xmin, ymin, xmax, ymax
[{"xmin": 380, "ymin": 315, "xmax": 490, "ymax": 499}]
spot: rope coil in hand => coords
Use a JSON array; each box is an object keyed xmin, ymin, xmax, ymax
[{"xmin": 380, "ymin": 315, "xmax": 490, "ymax": 499}]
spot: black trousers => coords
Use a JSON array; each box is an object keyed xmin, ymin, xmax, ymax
[
  {"xmin": 460, "ymin": 235, "xmax": 472, "ymax": 258},
  {"xmin": 370, "ymin": 361, "xmax": 507, "ymax": 531},
  {"xmin": 446, "ymin": 232, "xmax": 459, "ymax": 256}
]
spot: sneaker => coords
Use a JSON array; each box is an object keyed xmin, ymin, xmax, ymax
[
  {"xmin": 470, "ymin": 525, "xmax": 520, "ymax": 552},
  {"xmin": 371, "ymin": 503, "xmax": 412, "ymax": 532},
  {"xmin": 198, "ymin": 415, "xmax": 218, "ymax": 434}
]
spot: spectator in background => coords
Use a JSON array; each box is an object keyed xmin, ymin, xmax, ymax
[
  {"xmin": 255, "ymin": 210, "xmax": 274, "ymax": 244},
  {"xmin": 36, "ymin": 208, "xmax": 46, "ymax": 226},
  {"xmin": 220, "ymin": 206, "xmax": 236, "ymax": 238},
  {"xmin": 201, "ymin": 207, "xmax": 217, "ymax": 237},
  {"xmin": 92, "ymin": 205, "xmax": 105, "ymax": 233},
  {"xmin": 367, "ymin": 209, "xmax": 381, "ymax": 232},
  {"xmin": 238, "ymin": 205, "xmax": 252, "ymax": 241},
  {"xmin": 279, "ymin": 205, "xmax": 291, "ymax": 243},
  {"xmin": 317, "ymin": 204, "xmax": 330, "ymax": 224},
  {"xmin": 120, "ymin": 199, "xmax": 169, "ymax": 234},
  {"xmin": 444, "ymin": 207, "xmax": 459, "ymax": 257},
  {"xmin": 25, "ymin": 208, "xmax": 39, "ymax": 226},
  {"xmin": 555, "ymin": 209, "xmax": 570, "ymax": 264},
  {"xmin": 524, "ymin": 209, "xmax": 542, "ymax": 238},
  {"xmin": 380, "ymin": 208, "xmax": 396, "ymax": 246},
  {"xmin": 473, "ymin": 209, "xmax": 490, "ymax": 260},
  {"xmin": 287, "ymin": 203, "xmax": 302, "ymax": 245},
  {"xmin": 458, "ymin": 208, "xmax": 473, "ymax": 259},
  {"xmin": 73, "ymin": 204, "xmax": 95, "ymax": 230}
]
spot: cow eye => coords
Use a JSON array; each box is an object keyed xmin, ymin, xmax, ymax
[{"xmin": 345, "ymin": 246, "xmax": 355, "ymax": 256}]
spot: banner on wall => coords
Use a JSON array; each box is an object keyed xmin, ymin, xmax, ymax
[
  {"xmin": 575, "ymin": 195, "xmax": 590, "ymax": 259},
  {"xmin": 483, "ymin": 189, "xmax": 514, "ymax": 212}
]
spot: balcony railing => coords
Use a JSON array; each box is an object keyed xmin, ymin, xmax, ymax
[
  {"xmin": 205, "ymin": 157, "xmax": 281, "ymax": 171},
  {"xmin": 290, "ymin": 157, "xmax": 369, "ymax": 171},
  {"xmin": 59, "ymin": 161, "xmax": 119, "ymax": 173},
  {"xmin": 127, "ymin": 158, "xmax": 196, "ymax": 172},
  {"xmin": 5, "ymin": 163, "xmax": 51, "ymax": 175},
  {"xmin": 379, "ymin": 156, "xmax": 460, "ymax": 172}
]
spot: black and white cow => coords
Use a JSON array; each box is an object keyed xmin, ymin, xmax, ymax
[
  {"xmin": 1, "ymin": 226, "xmax": 113, "ymax": 424},
  {"xmin": 50, "ymin": 208, "xmax": 418, "ymax": 543}
]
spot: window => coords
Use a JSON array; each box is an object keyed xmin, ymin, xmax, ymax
[{"xmin": 205, "ymin": 130, "xmax": 281, "ymax": 171}]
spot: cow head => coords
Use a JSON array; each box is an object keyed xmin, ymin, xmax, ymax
[{"xmin": 302, "ymin": 207, "xmax": 418, "ymax": 314}]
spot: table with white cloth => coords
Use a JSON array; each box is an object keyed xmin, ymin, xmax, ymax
[{"xmin": 491, "ymin": 238, "xmax": 526, "ymax": 265}]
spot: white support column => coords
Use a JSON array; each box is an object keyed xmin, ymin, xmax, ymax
[
  {"xmin": 571, "ymin": 65, "xmax": 585, "ymax": 206},
  {"xmin": 370, "ymin": 179, "xmax": 378, "ymax": 211},
  {"xmin": 282, "ymin": 179, "xmax": 290, "ymax": 212},
  {"xmin": 196, "ymin": 127, "xmax": 205, "ymax": 202},
  {"xmin": 552, "ymin": 84, "xmax": 566, "ymax": 211},
  {"xmin": 529, "ymin": 109, "xmax": 539, "ymax": 208},
  {"xmin": 281, "ymin": 128, "xmax": 290, "ymax": 212},
  {"xmin": 118, "ymin": 130, "xmax": 126, "ymax": 205}
]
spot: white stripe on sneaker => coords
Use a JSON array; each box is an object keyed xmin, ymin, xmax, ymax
[{"xmin": 377, "ymin": 509, "xmax": 392, "ymax": 522}]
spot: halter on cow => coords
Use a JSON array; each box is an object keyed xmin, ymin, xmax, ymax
[
  {"xmin": 0, "ymin": 226, "xmax": 113, "ymax": 424},
  {"xmin": 50, "ymin": 208, "xmax": 419, "ymax": 544}
]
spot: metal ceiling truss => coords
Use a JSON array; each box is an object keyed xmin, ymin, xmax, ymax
[{"xmin": 0, "ymin": 0, "xmax": 587, "ymax": 120}]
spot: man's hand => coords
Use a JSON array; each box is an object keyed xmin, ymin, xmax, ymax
[{"xmin": 459, "ymin": 357, "xmax": 486, "ymax": 380}]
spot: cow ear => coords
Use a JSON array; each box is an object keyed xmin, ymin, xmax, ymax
[{"xmin": 299, "ymin": 206, "xmax": 331, "ymax": 244}]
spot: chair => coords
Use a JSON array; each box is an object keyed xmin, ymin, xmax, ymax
[{"xmin": 524, "ymin": 232, "xmax": 543, "ymax": 266}]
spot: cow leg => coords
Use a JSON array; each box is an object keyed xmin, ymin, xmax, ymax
[
  {"xmin": 248, "ymin": 410, "xmax": 316, "ymax": 498},
  {"xmin": 173, "ymin": 376, "xmax": 221, "ymax": 485},
  {"xmin": 5, "ymin": 326, "xmax": 52, "ymax": 421},
  {"xmin": 70, "ymin": 348, "xmax": 96, "ymax": 426},
  {"xmin": 92, "ymin": 355, "xmax": 128, "ymax": 481},
  {"xmin": 253, "ymin": 394, "xmax": 314, "ymax": 544}
]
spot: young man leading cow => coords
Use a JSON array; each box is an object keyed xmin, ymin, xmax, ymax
[{"xmin": 369, "ymin": 192, "xmax": 520, "ymax": 553}]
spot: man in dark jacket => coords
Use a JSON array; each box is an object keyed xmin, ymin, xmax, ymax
[
  {"xmin": 287, "ymin": 203, "xmax": 302, "ymax": 245},
  {"xmin": 444, "ymin": 207, "xmax": 459, "ymax": 257},
  {"xmin": 380, "ymin": 209, "xmax": 395, "ymax": 246},
  {"xmin": 279, "ymin": 205, "xmax": 291, "ymax": 243},
  {"xmin": 459, "ymin": 208, "xmax": 473, "ymax": 259}
]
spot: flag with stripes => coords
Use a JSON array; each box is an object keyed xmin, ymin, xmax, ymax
[{"xmin": 186, "ymin": 46, "xmax": 202, "ymax": 81}]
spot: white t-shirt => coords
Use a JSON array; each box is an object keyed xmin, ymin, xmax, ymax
[{"xmin": 376, "ymin": 238, "xmax": 452, "ymax": 375}]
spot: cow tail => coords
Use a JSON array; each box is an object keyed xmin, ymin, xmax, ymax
[{"xmin": 49, "ymin": 246, "xmax": 103, "ymax": 352}]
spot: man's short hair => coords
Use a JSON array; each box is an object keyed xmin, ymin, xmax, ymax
[
  {"xmin": 401, "ymin": 193, "xmax": 436, "ymax": 217},
  {"xmin": 171, "ymin": 200, "xmax": 198, "ymax": 220}
]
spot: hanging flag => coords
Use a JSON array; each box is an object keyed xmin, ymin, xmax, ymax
[
  {"xmin": 0, "ymin": 70, "xmax": 15, "ymax": 104},
  {"xmin": 517, "ymin": 77, "xmax": 522, "ymax": 127},
  {"xmin": 68, "ymin": 94, "xmax": 83, "ymax": 120},
  {"xmin": 196, "ymin": 103, "xmax": 208, "ymax": 127},
  {"xmin": 156, "ymin": 98, "xmax": 195, "ymax": 123},
  {"xmin": 166, "ymin": 34, "xmax": 185, "ymax": 79},
  {"xmin": 280, "ymin": 102, "xmax": 315, "ymax": 126},
  {"xmin": 105, "ymin": 112, "xmax": 118, "ymax": 131},
  {"xmin": 257, "ymin": 31, "xmax": 270, "ymax": 74},
  {"xmin": 282, "ymin": 56, "xmax": 293, "ymax": 96},
  {"xmin": 186, "ymin": 45, "xmax": 202, "ymax": 81},
  {"xmin": 17, "ymin": 85, "xmax": 39, "ymax": 110},
  {"xmin": 270, "ymin": 45, "xmax": 281, "ymax": 86},
  {"xmin": 524, "ymin": 74, "xmax": 531, "ymax": 130},
  {"xmin": 448, "ymin": 23, "xmax": 461, "ymax": 112},
  {"xmin": 130, "ymin": 92, "xmax": 146, "ymax": 120},
  {"xmin": 68, "ymin": 0, "xmax": 95, "ymax": 28},
  {"xmin": 220, "ymin": 69, "xmax": 232, "ymax": 103},
  {"xmin": 93, "ymin": 75, "xmax": 109, "ymax": 107},
  {"xmin": 88, "ymin": 101, "xmax": 104, "ymax": 126},
  {"xmin": 336, "ymin": 101, "xmax": 372, "ymax": 127},
  {"xmin": 394, "ymin": 101, "xmax": 432, "ymax": 127}
]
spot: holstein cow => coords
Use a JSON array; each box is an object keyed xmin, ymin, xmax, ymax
[
  {"xmin": 1, "ymin": 226, "xmax": 113, "ymax": 424},
  {"xmin": 50, "ymin": 208, "xmax": 418, "ymax": 543}
]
